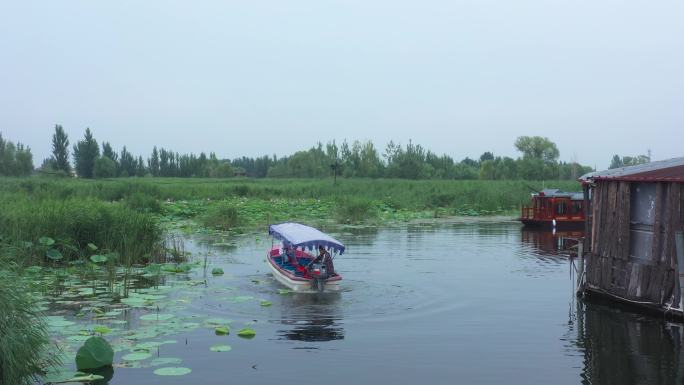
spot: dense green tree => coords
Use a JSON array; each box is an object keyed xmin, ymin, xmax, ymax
[
  {"xmin": 51, "ymin": 124, "xmax": 70, "ymax": 173},
  {"xmin": 479, "ymin": 160, "xmax": 497, "ymax": 179},
  {"xmin": 385, "ymin": 141, "xmax": 431, "ymax": 179},
  {"xmin": 102, "ymin": 142, "xmax": 118, "ymax": 162},
  {"xmin": 609, "ymin": 154, "xmax": 623, "ymax": 169},
  {"xmin": 0, "ymin": 133, "xmax": 33, "ymax": 176},
  {"xmin": 479, "ymin": 151, "xmax": 494, "ymax": 163},
  {"xmin": 214, "ymin": 161, "xmax": 234, "ymax": 177},
  {"xmin": 514, "ymin": 136, "xmax": 559, "ymax": 163},
  {"xmin": 136, "ymin": 156, "xmax": 147, "ymax": 177},
  {"xmin": 461, "ymin": 157, "xmax": 479, "ymax": 168},
  {"xmin": 93, "ymin": 156, "xmax": 117, "ymax": 178},
  {"xmin": 72, "ymin": 128, "xmax": 100, "ymax": 178},
  {"xmin": 148, "ymin": 146, "xmax": 160, "ymax": 176},
  {"xmin": 119, "ymin": 146, "xmax": 136, "ymax": 177}
]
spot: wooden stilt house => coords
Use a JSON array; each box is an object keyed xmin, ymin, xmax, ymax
[{"xmin": 578, "ymin": 157, "xmax": 684, "ymax": 318}]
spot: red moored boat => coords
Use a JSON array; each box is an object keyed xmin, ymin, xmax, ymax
[{"xmin": 519, "ymin": 189, "xmax": 585, "ymax": 229}]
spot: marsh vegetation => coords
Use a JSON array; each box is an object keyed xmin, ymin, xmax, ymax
[{"xmin": 0, "ymin": 176, "xmax": 582, "ymax": 383}]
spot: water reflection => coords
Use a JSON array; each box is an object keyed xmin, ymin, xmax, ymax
[
  {"xmin": 276, "ymin": 293, "xmax": 345, "ymax": 343},
  {"xmin": 575, "ymin": 299, "xmax": 684, "ymax": 385},
  {"xmin": 521, "ymin": 229, "xmax": 583, "ymax": 256}
]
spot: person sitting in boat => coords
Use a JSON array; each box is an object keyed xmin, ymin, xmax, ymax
[
  {"xmin": 282, "ymin": 244, "xmax": 296, "ymax": 265},
  {"xmin": 308, "ymin": 245, "xmax": 335, "ymax": 276}
]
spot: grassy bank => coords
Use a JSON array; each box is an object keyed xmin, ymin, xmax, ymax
[
  {"xmin": 0, "ymin": 192, "xmax": 164, "ymax": 267},
  {"xmin": 0, "ymin": 177, "xmax": 580, "ymax": 219}
]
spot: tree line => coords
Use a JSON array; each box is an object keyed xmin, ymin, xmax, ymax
[
  {"xmin": 1, "ymin": 126, "xmax": 633, "ymax": 180},
  {"xmin": 0, "ymin": 133, "xmax": 33, "ymax": 176}
]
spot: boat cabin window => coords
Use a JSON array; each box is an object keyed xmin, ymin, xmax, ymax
[
  {"xmin": 571, "ymin": 201, "xmax": 583, "ymax": 215},
  {"xmin": 556, "ymin": 201, "xmax": 567, "ymax": 215}
]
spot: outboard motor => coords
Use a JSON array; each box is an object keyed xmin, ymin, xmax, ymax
[{"xmin": 309, "ymin": 263, "xmax": 328, "ymax": 292}]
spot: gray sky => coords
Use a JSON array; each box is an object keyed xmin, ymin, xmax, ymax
[{"xmin": 1, "ymin": 0, "xmax": 682, "ymax": 170}]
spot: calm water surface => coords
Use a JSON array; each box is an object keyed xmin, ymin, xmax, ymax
[{"xmin": 47, "ymin": 222, "xmax": 684, "ymax": 384}]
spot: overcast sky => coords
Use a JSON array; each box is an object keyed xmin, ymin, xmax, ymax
[{"xmin": 1, "ymin": 0, "xmax": 682, "ymax": 170}]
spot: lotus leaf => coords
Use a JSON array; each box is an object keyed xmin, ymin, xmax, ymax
[
  {"xmin": 214, "ymin": 326, "xmax": 230, "ymax": 335},
  {"xmin": 260, "ymin": 300, "xmax": 272, "ymax": 307},
  {"xmin": 46, "ymin": 248, "xmax": 63, "ymax": 260},
  {"xmin": 122, "ymin": 352, "xmax": 152, "ymax": 361},
  {"xmin": 39, "ymin": 236, "xmax": 55, "ymax": 246},
  {"xmin": 205, "ymin": 318, "xmax": 232, "ymax": 326},
  {"xmin": 87, "ymin": 243, "xmax": 98, "ymax": 251},
  {"xmin": 150, "ymin": 357, "xmax": 183, "ymax": 367},
  {"xmin": 153, "ymin": 367, "xmax": 192, "ymax": 376},
  {"xmin": 134, "ymin": 341, "xmax": 163, "ymax": 350},
  {"xmin": 90, "ymin": 254, "xmax": 108, "ymax": 263},
  {"xmin": 210, "ymin": 344, "xmax": 232, "ymax": 352},
  {"xmin": 75, "ymin": 336, "xmax": 114, "ymax": 370},
  {"xmin": 93, "ymin": 325, "xmax": 112, "ymax": 335},
  {"xmin": 67, "ymin": 335, "xmax": 91, "ymax": 342},
  {"xmin": 140, "ymin": 313, "xmax": 175, "ymax": 321},
  {"xmin": 237, "ymin": 328, "xmax": 256, "ymax": 338},
  {"xmin": 211, "ymin": 267, "xmax": 224, "ymax": 275},
  {"xmin": 46, "ymin": 316, "xmax": 76, "ymax": 328},
  {"xmin": 43, "ymin": 371, "xmax": 105, "ymax": 384}
]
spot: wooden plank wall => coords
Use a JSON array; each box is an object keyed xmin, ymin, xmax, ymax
[{"xmin": 586, "ymin": 180, "xmax": 684, "ymax": 308}]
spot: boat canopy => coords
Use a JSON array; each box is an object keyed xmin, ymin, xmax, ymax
[{"xmin": 268, "ymin": 222, "xmax": 346, "ymax": 255}]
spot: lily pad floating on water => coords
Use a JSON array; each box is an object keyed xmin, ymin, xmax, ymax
[
  {"xmin": 140, "ymin": 313, "xmax": 175, "ymax": 321},
  {"xmin": 237, "ymin": 328, "xmax": 256, "ymax": 338},
  {"xmin": 260, "ymin": 300, "xmax": 272, "ymax": 307},
  {"xmin": 277, "ymin": 289, "xmax": 293, "ymax": 295},
  {"xmin": 93, "ymin": 325, "xmax": 112, "ymax": 335},
  {"xmin": 150, "ymin": 357, "xmax": 183, "ymax": 367},
  {"xmin": 67, "ymin": 335, "xmax": 92, "ymax": 343},
  {"xmin": 209, "ymin": 344, "xmax": 231, "ymax": 352},
  {"xmin": 46, "ymin": 248, "xmax": 63, "ymax": 261},
  {"xmin": 90, "ymin": 254, "xmax": 108, "ymax": 263},
  {"xmin": 205, "ymin": 317, "xmax": 232, "ymax": 326},
  {"xmin": 75, "ymin": 336, "xmax": 114, "ymax": 370},
  {"xmin": 42, "ymin": 371, "xmax": 105, "ymax": 384},
  {"xmin": 134, "ymin": 341, "xmax": 163, "ymax": 350},
  {"xmin": 122, "ymin": 352, "xmax": 152, "ymax": 361},
  {"xmin": 39, "ymin": 236, "xmax": 55, "ymax": 246},
  {"xmin": 153, "ymin": 367, "xmax": 192, "ymax": 376},
  {"xmin": 214, "ymin": 326, "xmax": 230, "ymax": 335},
  {"xmin": 45, "ymin": 316, "xmax": 76, "ymax": 328},
  {"xmin": 211, "ymin": 267, "xmax": 224, "ymax": 275}
]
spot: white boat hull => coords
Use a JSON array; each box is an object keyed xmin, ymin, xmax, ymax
[{"xmin": 267, "ymin": 257, "xmax": 341, "ymax": 293}]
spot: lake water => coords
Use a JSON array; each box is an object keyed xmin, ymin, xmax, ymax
[{"xmin": 43, "ymin": 221, "xmax": 684, "ymax": 385}]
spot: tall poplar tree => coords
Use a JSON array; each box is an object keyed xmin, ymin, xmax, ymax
[
  {"xmin": 73, "ymin": 128, "xmax": 99, "ymax": 178},
  {"xmin": 51, "ymin": 125, "xmax": 70, "ymax": 173}
]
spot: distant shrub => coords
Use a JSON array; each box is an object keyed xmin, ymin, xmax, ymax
[
  {"xmin": 428, "ymin": 193, "xmax": 458, "ymax": 208},
  {"xmin": 201, "ymin": 203, "xmax": 243, "ymax": 230},
  {"xmin": 334, "ymin": 197, "xmax": 379, "ymax": 224},
  {"xmin": 124, "ymin": 192, "xmax": 162, "ymax": 213},
  {"xmin": 93, "ymin": 157, "xmax": 117, "ymax": 179}
]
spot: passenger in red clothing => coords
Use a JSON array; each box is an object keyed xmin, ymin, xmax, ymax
[{"xmin": 308, "ymin": 245, "xmax": 335, "ymax": 276}]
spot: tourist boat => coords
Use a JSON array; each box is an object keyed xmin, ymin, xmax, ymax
[
  {"xmin": 267, "ymin": 222, "xmax": 344, "ymax": 292},
  {"xmin": 519, "ymin": 189, "xmax": 585, "ymax": 229}
]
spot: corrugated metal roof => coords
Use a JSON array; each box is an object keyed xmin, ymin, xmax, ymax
[
  {"xmin": 580, "ymin": 157, "xmax": 684, "ymax": 183},
  {"xmin": 537, "ymin": 189, "xmax": 583, "ymax": 200}
]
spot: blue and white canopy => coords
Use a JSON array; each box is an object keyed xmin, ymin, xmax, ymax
[{"xmin": 268, "ymin": 222, "xmax": 346, "ymax": 255}]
